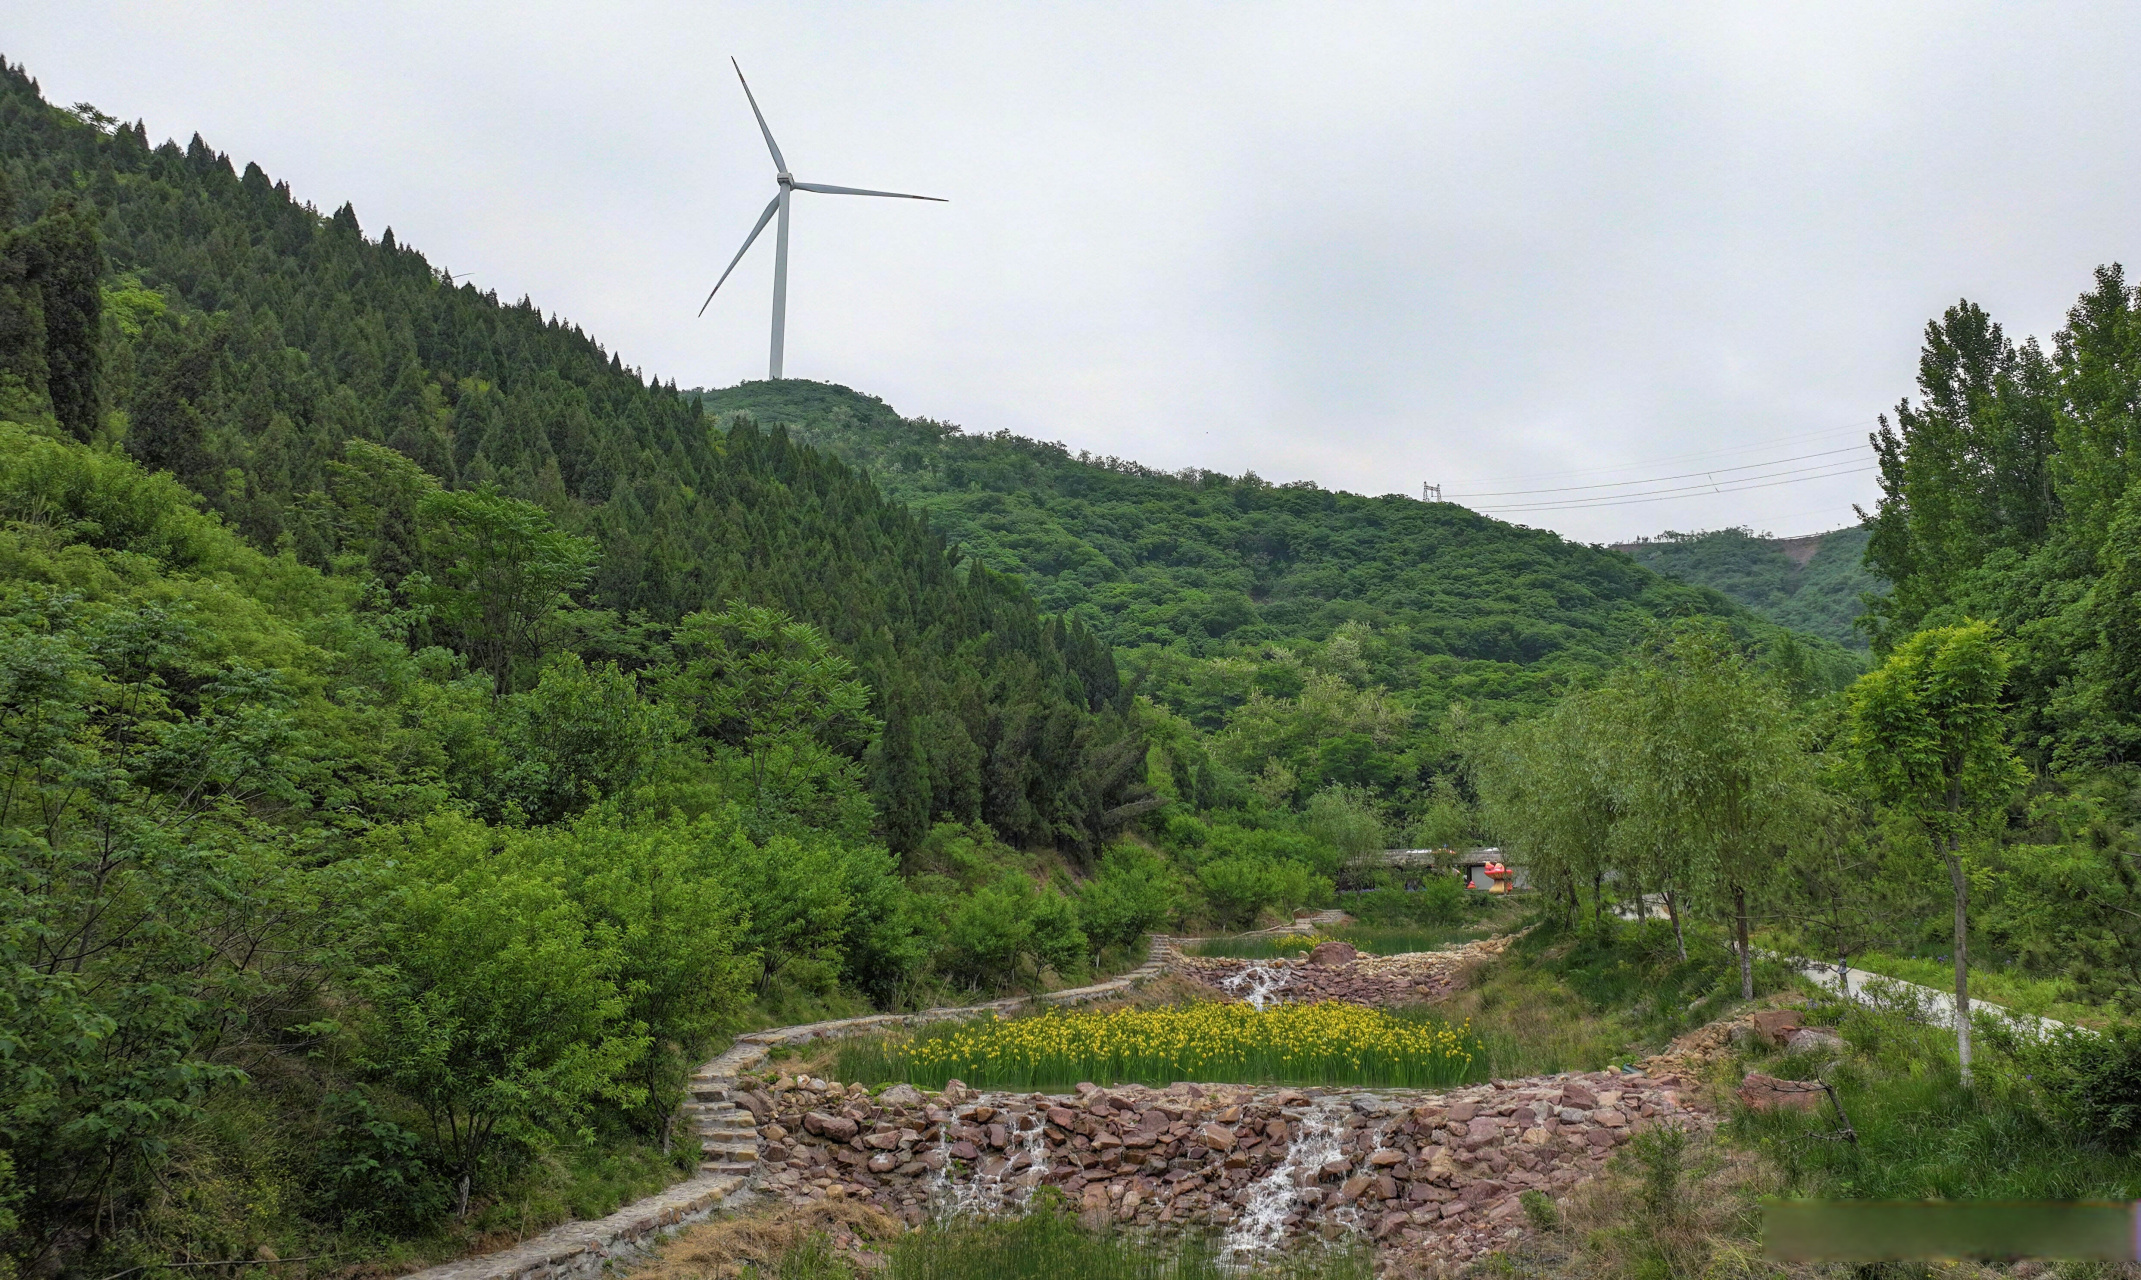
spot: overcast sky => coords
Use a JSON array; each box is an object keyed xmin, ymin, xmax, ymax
[{"xmin": 15, "ymin": 3, "xmax": 2139, "ymax": 542}]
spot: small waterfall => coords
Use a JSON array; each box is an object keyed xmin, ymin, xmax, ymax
[
  {"xmin": 926, "ymin": 1098, "xmax": 1053, "ymax": 1221},
  {"xmin": 1221, "ymin": 963, "xmax": 1293, "ymax": 1011},
  {"xmin": 1217, "ymin": 1096, "xmax": 1358, "ymax": 1262}
]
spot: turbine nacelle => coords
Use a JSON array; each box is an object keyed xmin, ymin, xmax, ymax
[{"xmin": 699, "ymin": 59, "xmax": 944, "ymax": 380}]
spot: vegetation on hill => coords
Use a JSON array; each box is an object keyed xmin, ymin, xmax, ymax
[
  {"xmin": 693, "ymin": 381, "xmax": 1853, "ymax": 692},
  {"xmin": 0, "ymin": 64, "xmax": 1145, "ymax": 861},
  {"xmin": 19, "ymin": 41, "xmax": 2141, "ymax": 1277},
  {"xmin": 1479, "ymin": 263, "xmax": 2141, "ymax": 1074},
  {"xmin": 688, "ymin": 381, "xmax": 1866, "ymax": 846},
  {"xmin": 1613, "ymin": 524, "xmax": 1879, "ymax": 647}
]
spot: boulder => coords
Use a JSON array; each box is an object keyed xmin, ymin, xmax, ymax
[
  {"xmin": 1308, "ymin": 941, "xmax": 1359, "ymax": 966},
  {"xmin": 1751, "ymin": 1009, "xmax": 1804, "ymax": 1046},
  {"xmin": 878, "ymin": 1083, "xmax": 924, "ymax": 1108},
  {"xmin": 803, "ymin": 1111, "xmax": 858, "ymax": 1141},
  {"xmin": 1198, "ymin": 1123, "xmax": 1238, "ymax": 1152},
  {"xmin": 1786, "ymin": 1027, "xmax": 1848, "ymax": 1056},
  {"xmin": 1738, "ymin": 1072, "xmax": 1829, "ymax": 1114}
]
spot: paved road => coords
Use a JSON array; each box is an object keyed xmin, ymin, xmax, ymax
[
  {"xmin": 1784, "ymin": 957, "xmax": 2076, "ymax": 1037},
  {"xmin": 1607, "ymin": 898, "xmax": 2079, "ymax": 1036}
]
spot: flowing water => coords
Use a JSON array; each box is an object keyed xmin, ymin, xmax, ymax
[
  {"xmin": 1218, "ymin": 1096, "xmax": 1369, "ymax": 1263},
  {"xmin": 1221, "ymin": 962, "xmax": 1293, "ymax": 1011},
  {"xmin": 925, "ymin": 1096, "xmax": 1053, "ymax": 1221}
]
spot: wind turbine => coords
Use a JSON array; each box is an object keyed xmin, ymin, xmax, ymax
[{"xmin": 699, "ymin": 58, "xmax": 945, "ymax": 380}]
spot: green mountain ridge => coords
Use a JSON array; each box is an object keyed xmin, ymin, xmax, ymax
[
  {"xmin": 1611, "ymin": 524, "xmax": 1881, "ymax": 648},
  {"xmin": 690, "ymin": 380, "xmax": 1866, "ymax": 710}
]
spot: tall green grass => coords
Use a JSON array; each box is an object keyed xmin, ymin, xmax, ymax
[
  {"xmin": 1733, "ymin": 1001, "xmax": 2141, "ymax": 1201},
  {"xmin": 1323, "ymin": 922, "xmax": 1487, "ymax": 955},
  {"xmin": 1184, "ymin": 934, "xmax": 1316, "ymax": 960},
  {"xmin": 879, "ymin": 1198, "xmax": 1373, "ymax": 1280}
]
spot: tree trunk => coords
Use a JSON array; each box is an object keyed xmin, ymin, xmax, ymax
[
  {"xmin": 1734, "ymin": 885, "xmax": 1753, "ymax": 1000},
  {"xmin": 1665, "ymin": 888, "xmax": 1687, "ymax": 962},
  {"xmin": 1592, "ymin": 871, "xmax": 1604, "ymax": 927},
  {"xmin": 1947, "ymin": 844, "xmax": 1972, "ymax": 1085},
  {"xmin": 1631, "ymin": 873, "xmax": 1645, "ymax": 924}
]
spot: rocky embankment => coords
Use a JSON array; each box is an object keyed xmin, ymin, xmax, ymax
[
  {"xmin": 738, "ymin": 1067, "xmax": 1704, "ymax": 1269},
  {"xmin": 1175, "ymin": 935, "xmax": 1515, "ymax": 1008}
]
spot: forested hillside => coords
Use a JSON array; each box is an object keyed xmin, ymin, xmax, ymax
[
  {"xmin": 0, "ymin": 64, "xmax": 1141, "ymax": 858},
  {"xmin": 691, "ymin": 380, "xmax": 1862, "ymax": 714},
  {"xmin": 1612, "ymin": 525, "xmax": 1878, "ymax": 647}
]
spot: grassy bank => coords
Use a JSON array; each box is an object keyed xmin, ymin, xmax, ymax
[
  {"xmin": 1185, "ymin": 934, "xmax": 1319, "ymax": 959},
  {"xmin": 637, "ymin": 1195, "xmax": 1371, "ymax": 1280},
  {"xmin": 1825, "ymin": 946, "xmax": 2107, "ymax": 1028}
]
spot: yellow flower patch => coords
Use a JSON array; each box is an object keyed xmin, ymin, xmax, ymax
[{"xmin": 867, "ymin": 1001, "xmax": 1481, "ymax": 1091}]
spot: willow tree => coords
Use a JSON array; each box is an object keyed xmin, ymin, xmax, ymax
[
  {"xmin": 1473, "ymin": 686, "xmax": 1627, "ymax": 928},
  {"xmin": 1615, "ymin": 624, "xmax": 1819, "ymax": 998},
  {"xmin": 1842, "ymin": 620, "xmax": 2027, "ymax": 1084}
]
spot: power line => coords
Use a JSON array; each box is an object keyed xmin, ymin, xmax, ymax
[
  {"xmin": 1468, "ymin": 459, "xmax": 1876, "ymax": 511},
  {"xmin": 1443, "ymin": 444, "xmax": 1869, "ymax": 499},
  {"xmin": 1471, "ymin": 463, "xmax": 1877, "ymax": 514},
  {"xmin": 1447, "ymin": 419, "xmax": 1879, "ymax": 487}
]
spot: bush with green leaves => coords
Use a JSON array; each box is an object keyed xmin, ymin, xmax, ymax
[
  {"xmin": 1344, "ymin": 876, "xmax": 1467, "ymax": 927},
  {"xmin": 1074, "ymin": 843, "xmax": 1183, "ymax": 954},
  {"xmin": 1992, "ymin": 1021, "xmax": 2141, "ymax": 1153},
  {"xmin": 936, "ymin": 872, "xmax": 1088, "ymax": 990}
]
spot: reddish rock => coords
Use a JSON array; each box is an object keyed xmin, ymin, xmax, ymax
[
  {"xmin": 803, "ymin": 1111, "xmax": 858, "ymax": 1141},
  {"xmin": 1309, "ymin": 941, "xmax": 1360, "ymax": 966},
  {"xmin": 1751, "ymin": 1010, "xmax": 1804, "ymax": 1046},
  {"xmin": 1199, "ymin": 1123, "xmax": 1238, "ymax": 1152},
  {"xmin": 1558, "ymin": 1084, "xmax": 1596, "ymax": 1108},
  {"xmin": 1738, "ymin": 1072, "xmax": 1829, "ymax": 1113}
]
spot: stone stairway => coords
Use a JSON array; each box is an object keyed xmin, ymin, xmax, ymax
[{"xmin": 686, "ymin": 1075, "xmax": 762, "ymax": 1178}]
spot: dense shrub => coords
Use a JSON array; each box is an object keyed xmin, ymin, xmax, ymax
[
  {"xmin": 1074, "ymin": 843, "xmax": 1183, "ymax": 954},
  {"xmin": 1992, "ymin": 1021, "xmax": 2141, "ymax": 1152},
  {"xmin": 1344, "ymin": 876, "xmax": 1467, "ymax": 926}
]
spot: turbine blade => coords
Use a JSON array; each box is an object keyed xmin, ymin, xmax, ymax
[
  {"xmin": 792, "ymin": 181, "xmax": 946, "ymax": 201},
  {"xmin": 698, "ymin": 195, "xmax": 782, "ymax": 316},
  {"xmin": 731, "ymin": 58, "xmax": 787, "ymax": 173}
]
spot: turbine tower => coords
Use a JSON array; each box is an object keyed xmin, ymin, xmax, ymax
[{"xmin": 699, "ymin": 59, "xmax": 945, "ymax": 380}]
